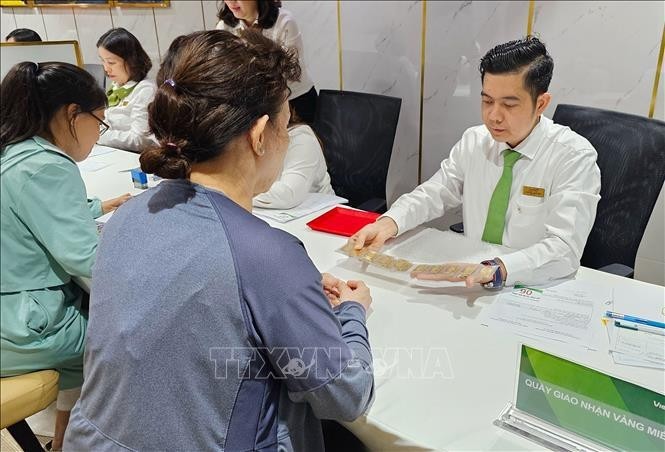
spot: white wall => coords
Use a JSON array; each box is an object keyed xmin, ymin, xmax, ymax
[
  {"xmin": 3, "ymin": 0, "xmax": 663, "ymax": 285},
  {"xmin": 534, "ymin": 1, "xmax": 664, "ymax": 120},
  {"xmin": 339, "ymin": 0, "xmax": 422, "ymax": 204},
  {"xmin": 635, "ymin": 186, "xmax": 665, "ymax": 286},
  {"xmin": 3, "ymin": 1, "xmax": 219, "ymax": 79},
  {"xmin": 282, "ymin": 0, "xmax": 339, "ymax": 93},
  {"xmin": 421, "ymin": 1, "xmax": 529, "ymax": 230}
]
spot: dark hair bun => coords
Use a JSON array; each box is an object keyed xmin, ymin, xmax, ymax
[
  {"xmin": 144, "ymin": 30, "xmax": 300, "ymax": 180},
  {"xmin": 140, "ymin": 139, "xmax": 191, "ymax": 179}
]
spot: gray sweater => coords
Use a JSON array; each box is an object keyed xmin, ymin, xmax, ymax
[{"xmin": 64, "ymin": 180, "xmax": 374, "ymax": 451}]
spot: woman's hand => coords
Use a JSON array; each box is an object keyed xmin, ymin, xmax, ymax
[
  {"xmin": 101, "ymin": 193, "xmax": 131, "ymax": 214},
  {"xmin": 322, "ymin": 273, "xmax": 372, "ymax": 312},
  {"xmin": 337, "ymin": 279, "xmax": 372, "ymax": 312},
  {"xmin": 322, "ymin": 273, "xmax": 342, "ymax": 307}
]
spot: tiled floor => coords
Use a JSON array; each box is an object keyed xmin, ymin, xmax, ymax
[
  {"xmin": 0, "ymin": 430, "xmax": 21, "ymax": 452},
  {"xmin": 1, "ymin": 429, "xmax": 51, "ymax": 451}
]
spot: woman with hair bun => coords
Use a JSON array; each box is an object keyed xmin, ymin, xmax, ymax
[
  {"xmin": 65, "ymin": 29, "xmax": 374, "ymax": 451},
  {"xmin": 0, "ymin": 61, "xmax": 130, "ymax": 450}
]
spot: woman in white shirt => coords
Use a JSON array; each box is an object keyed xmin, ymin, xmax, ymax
[
  {"xmin": 96, "ymin": 28, "xmax": 156, "ymax": 153},
  {"xmin": 216, "ymin": 1, "xmax": 317, "ymax": 123},
  {"xmin": 253, "ymin": 108, "xmax": 334, "ymax": 209}
]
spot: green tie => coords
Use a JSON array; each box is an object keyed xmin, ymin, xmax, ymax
[
  {"xmin": 106, "ymin": 84, "xmax": 137, "ymax": 107},
  {"xmin": 482, "ymin": 149, "xmax": 522, "ymax": 245}
]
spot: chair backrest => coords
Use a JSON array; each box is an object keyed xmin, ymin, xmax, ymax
[
  {"xmin": 84, "ymin": 63, "xmax": 107, "ymax": 91},
  {"xmin": 312, "ymin": 89, "xmax": 401, "ymax": 208},
  {"xmin": 552, "ymin": 104, "xmax": 665, "ymax": 270}
]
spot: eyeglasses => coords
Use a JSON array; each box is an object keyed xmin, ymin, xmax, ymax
[{"xmin": 87, "ymin": 111, "xmax": 110, "ymax": 136}]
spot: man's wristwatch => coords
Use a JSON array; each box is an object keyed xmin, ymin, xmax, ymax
[{"xmin": 481, "ymin": 258, "xmax": 504, "ymax": 290}]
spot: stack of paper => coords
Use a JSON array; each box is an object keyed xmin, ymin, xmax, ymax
[
  {"xmin": 602, "ymin": 286, "xmax": 665, "ymax": 368},
  {"xmin": 603, "ymin": 300, "xmax": 665, "ymax": 368},
  {"xmin": 605, "ymin": 321, "xmax": 664, "ymax": 369},
  {"xmin": 481, "ymin": 280, "xmax": 613, "ymax": 350},
  {"xmin": 253, "ymin": 193, "xmax": 347, "ymax": 223}
]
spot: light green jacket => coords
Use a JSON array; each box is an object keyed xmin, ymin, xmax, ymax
[
  {"xmin": 1, "ymin": 136, "xmax": 102, "ymax": 291},
  {"xmin": 1, "ymin": 136, "xmax": 101, "ymax": 388}
]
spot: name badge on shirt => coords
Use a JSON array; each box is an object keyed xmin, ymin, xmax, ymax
[{"xmin": 522, "ymin": 186, "xmax": 545, "ymax": 198}]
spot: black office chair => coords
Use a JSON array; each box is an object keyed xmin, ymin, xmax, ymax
[
  {"xmin": 84, "ymin": 63, "xmax": 106, "ymax": 91},
  {"xmin": 312, "ymin": 89, "xmax": 402, "ymax": 213},
  {"xmin": 552, "ymin": 104, "xmax": 665, "ymax": 277}
]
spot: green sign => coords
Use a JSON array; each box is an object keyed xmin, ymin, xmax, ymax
[{"xmin": 517, "ymin": 345, "xmax": 665, "ymax": 451}]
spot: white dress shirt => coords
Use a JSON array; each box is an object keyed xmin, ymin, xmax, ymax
[
  {"xmin": 253, "ymin": 125, "xmax": 334, "ymax": 209},
  {"xmin": 216, "ymin": 8, "xmax": 315, "ymax": 99},
  {"xmin": 98, "ymin": 79, "xmax": 157, "ymax": 152},
  {"xmin": 385, "ymin": 116, "xmax": 601, "ymax": 285}
]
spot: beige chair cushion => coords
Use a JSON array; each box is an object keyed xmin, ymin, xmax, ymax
[{"xmin": 0, "ymin": 370, "xmax": 59, "ymax": 429}]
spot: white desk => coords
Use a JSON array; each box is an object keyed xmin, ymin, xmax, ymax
[
  {"xmin": 80, "ymin": 147, "xmax": 151, "ymax": 199},
  {"xmin": 81, "ymin": 148, "xmax": 665, "ymax": 451}
]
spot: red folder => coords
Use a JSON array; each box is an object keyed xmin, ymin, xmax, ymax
[{"xmin": 306, "ymin": 207, "xmax": 380, "ymax": 237}]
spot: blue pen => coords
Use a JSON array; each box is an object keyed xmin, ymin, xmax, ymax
[
  {"xmin": 614, "ymin": 320, "xmax": 665, "ymax": 336},
  {"xmin": 605, "ymin": 311, "xmax": 665, "ymax": 329}
]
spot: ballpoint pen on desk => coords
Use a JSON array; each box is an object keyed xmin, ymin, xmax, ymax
[
  {"xmin": 604, "ymin": 311, "xmax": 665, "ymax": 328},
  {"xmin": 613, "ymin": 320, "xmax": 665, "ymax": 336}
]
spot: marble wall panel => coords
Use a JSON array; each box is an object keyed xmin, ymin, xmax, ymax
[
  {"xmin": 12, "ymin": 6, "xmax": 47, "ymax": 40},
  {"xmin": 283, "ymin": 0, "xmax": 340, "ymax": 90},
  {"xmin": 340, "ymin": 0, "xmax": 423, "ymax": 204},
  {"xmin": 72, "ymin": 7, "xmax": 113, "ymax": 64},
  {"xmin": 154, "ymin": 0, "xmax": 204, "ymax": 60},
  {"xmin": 533, "ymin": 1, "xmax": 664, "ymax": 120},
  {"xmin": 111, "ymin": 5, "xmax": 161, "ymax": 77},
  {"xmin": 1, "ymin": 7, "xmax": 17, "ymax": 38},
  {"xmin": 40, "ymin": 7, "xmax": 77, "ymax": 41},
  {"xmin": 420, "ymin": 1, "xmax": 529, "ymax": 228}
]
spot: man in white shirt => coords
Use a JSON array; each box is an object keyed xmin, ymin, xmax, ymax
[{"xmin": 351, "ymin": 37, "xmax": 601, "ymax": 288}]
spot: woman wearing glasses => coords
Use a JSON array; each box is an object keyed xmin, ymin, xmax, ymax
[
  {"xmin": 97, "ymin": 28, "xmax": 156, "ymax": 153},
  {"xmin": 0, "ymin": 61, "xmax": 130, "ymax": 450}
]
